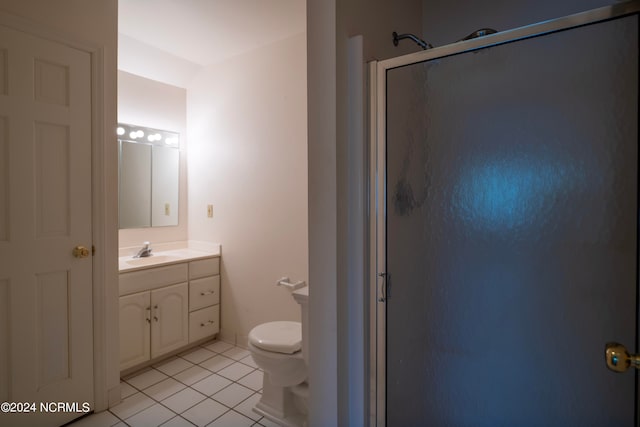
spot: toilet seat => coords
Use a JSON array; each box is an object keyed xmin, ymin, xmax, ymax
[{"xmin": 249, "ymin": 321, "xmax": 301, "ymax": 354}]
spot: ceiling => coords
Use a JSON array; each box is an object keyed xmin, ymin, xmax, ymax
[{"xmin": 118, "ymin": 0, "xmax": 305, "ymax": 85}]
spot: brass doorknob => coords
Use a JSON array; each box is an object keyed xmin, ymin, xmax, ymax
[
  {"xmin": 605, "ymin": 342, "xmax": 640, "ymax": 373},
  {"xmin": 72, "ymin": 246, "xmax": 90, "ymax": 258}
]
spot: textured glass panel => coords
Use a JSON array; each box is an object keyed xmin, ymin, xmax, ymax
[{"xmin": 386, "ymin": 16, "xmax": 638, "ymax": 426}]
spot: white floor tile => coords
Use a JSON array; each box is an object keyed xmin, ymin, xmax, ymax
[
  {"xmin": 212, "ymin": 383, "xmax": 254, "ymax": 408},
  {"xmin": 109, "ymin": 392, "xmax": 155, "ymax": 420},
  {"xmin": 159, "ymin": 415, "xmax": 193, "ymax": 427},
  {"xmin": 237, "ymin": 370, "xmax": 263, "ymax": 391},
  {"xmin": 143, "ymin": 377, "xmax": 186, "ymax": 401},
  {"xmin": 179, "ymin": 347, "xmax": 215, "ymax": 364},
  {"xmin": 222, "ymin": 347, "xmax": 250, "ymax": 361},
  {"xmin": 238, "ymin": 355, "xmax": 259, "ymax": 369},
  {"xmin": 217, "ymin": 362, "xmax": 254, "ymax": 381},
  {"xmin": 173, "ymin": 365, "xmax": 212, "ymax": 385},
  {"xmin": 154, "ymin": 357, "xmax": 194, "ymax": 376},
  {"xmin": 180, "ymin": 398, "xmax": 228, "ymax": 426},
  {"xmin": 199, "ymin": 355, "xmax": 235, "ymax": 373},
  {"xmin": 204, "ymin": 340, "xmax": 234, "ymax": 353},
  {"xmin": 120, "ymin": 381, "xmax": 138, "ymax": 399},
  {"xmin": 191, "ymin": 373, "xmax": 232, "ymax": 396},
  {"xmin": 125, "ymin": 368, "xmax": 168, "ymax": 390},
  {"xmin": 161, "ymin": 387, "xmax": 206, "ymax": 414},
  {"xmin": 233, "ymin": 393, "xmax": 262, "ymax": 421},
  {"xmin": 68, "ymin": 410, "xmax": 120, "ymax": 427},
  {"xmin": 125, "ymin": 403, "xmax": 175, "ymax": 427},
  {"xmin": 207, "ymin": 410, "xmax": 254, "ymax": 427}
]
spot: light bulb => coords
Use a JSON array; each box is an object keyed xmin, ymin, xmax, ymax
[
  {"xmin": 129, "ymin": 131, "xmax": 137, "ymax": 139},
  {"xmin": 116, "ymin": 127, "xmax": 125, "ymax": 136},
  {"xmin": 136, "ymin": 130, "xmax": 144, "ymax": 138}
]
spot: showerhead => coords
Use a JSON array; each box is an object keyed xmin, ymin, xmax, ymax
[{"xmin": 392, "ymin": 28, "xmax": 498, "ymax": 51}]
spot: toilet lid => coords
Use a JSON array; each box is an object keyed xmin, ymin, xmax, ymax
[{"xmin": 249, "ymin": 321, "xmax": 302, "ymax": 354}]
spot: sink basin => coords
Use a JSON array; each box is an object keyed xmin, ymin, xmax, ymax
[{"xmin": 124, "ymin": 255, "xmax": 179, "ymax": 267}]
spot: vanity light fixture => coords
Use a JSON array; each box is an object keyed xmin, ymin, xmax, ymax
[{"xmin": 118, "ymin": 123, "xmax": 179, "ymax": 147}]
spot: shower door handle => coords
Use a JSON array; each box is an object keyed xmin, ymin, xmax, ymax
[
  {"xmin": 377, "ymin": 272, "xmax": 389, "ymax": 302},
  {"xmin": 605, "ymin": 342, "xmax": 640, "ymax": 373}
]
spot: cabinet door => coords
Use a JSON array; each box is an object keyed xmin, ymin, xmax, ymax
[
  {"xmin": 151, "ymin": 282, "xmax": 188, "ymax": 358},
  {"xmin": 119, "ymin": 291, "xmax": 151, "ymax": 371}
]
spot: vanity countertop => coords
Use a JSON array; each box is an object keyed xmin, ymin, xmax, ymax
[{"xmin": 118, "ymin": 242, "xmax": 221, "ymax": 273}]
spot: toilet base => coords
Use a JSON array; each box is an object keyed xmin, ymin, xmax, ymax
[
  {"xmin": 252, "ymin": 374, "xmax": 308, "ymax": 427},
  {"xmin": 254, "ymin": 402, "xmax": 306, "ymax": 427}
]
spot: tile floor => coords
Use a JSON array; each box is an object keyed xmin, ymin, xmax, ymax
[{"xmin": 70, "ymin": 340, "xmax": 280, "ymax": 427}]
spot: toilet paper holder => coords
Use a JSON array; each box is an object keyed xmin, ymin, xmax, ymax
[{"xmin": 276, "ymin": 277, "xmax": 306, "ymax": 291}]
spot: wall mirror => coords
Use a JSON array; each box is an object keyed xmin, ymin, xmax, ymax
[{"xmin": 118, "ymin": 123, "xmax": 180, "ymax": 229}]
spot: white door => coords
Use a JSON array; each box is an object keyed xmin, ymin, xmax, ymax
[
  {"xmin": 0, "ymin": 23, "xmax": 93, "ymax": 426},
  {"xmin": 151, "ymin": 283, "xmax": 188, "ymax": 358},
  {"xmin": 119, "ymin": 292, "xmax": 151, "ymax": 371}
]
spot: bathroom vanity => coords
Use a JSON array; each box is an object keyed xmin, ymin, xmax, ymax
[{"xmin": 118, "ymin": 244, "xmax": 221, "ymax": 372}]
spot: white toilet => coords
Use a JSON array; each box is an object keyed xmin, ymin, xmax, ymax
[{"xmin": 249, "ymin": 286, "xmax": 309, "ymax": 427}]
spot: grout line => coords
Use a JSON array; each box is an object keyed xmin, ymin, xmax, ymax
[{"xmin": 111, "ymin": 340, "xmax": 265, "ymax": 427}]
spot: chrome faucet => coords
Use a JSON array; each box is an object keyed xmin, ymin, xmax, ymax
[{"xmin": 133, "ymin": 241, "xmax": 153, "ymax": 258}]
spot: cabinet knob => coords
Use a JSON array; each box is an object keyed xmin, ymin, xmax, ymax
[{"xmin": 200, "ymin": 320, "xmax": 215, "ymax": 327}]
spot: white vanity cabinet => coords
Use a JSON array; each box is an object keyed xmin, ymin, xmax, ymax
[
  {"xmin": 119, "ymin": 283, "xmax": 189, "ymax": 371},
  {"xmin": 119, "ymin": 255, "xmax": 220, "ymax": 372},
  {"xmin": 188, "ymin": 259, "xmax": 221, "ymax": 343}
]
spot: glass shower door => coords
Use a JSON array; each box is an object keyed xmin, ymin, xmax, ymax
[{"xmin": 384, "ymin": 13, "xmax": 638, "ymax": 426}]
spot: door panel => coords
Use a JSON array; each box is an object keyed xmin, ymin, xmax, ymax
[
  {"xmin": 119, "ymin": 292, "xmax": 151, "ymax": 371},
  {"xmin": 0, "ymin": 23, "xmax": 93, "ymax": 426},
  {"xmin": 385, "ymin": 15, "xmax": 638, "ymax": 426},
  {"xmin": 151, "ymin": 283, "xmax": 188, "ymax": 358}
]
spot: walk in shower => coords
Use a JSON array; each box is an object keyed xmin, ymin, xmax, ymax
[{"xmin": 371, "ymin": 2, "xmax": 639, "ymax": 425}]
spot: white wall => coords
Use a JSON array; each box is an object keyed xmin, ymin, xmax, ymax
[
  {"xmin": 306, "ymin": 0, "xmax": 424, "ymax": 424},
  {"xmin": 117, "ymin": 71, "xmax": 188, "ymax": 248},
  {"xmin": 187, "ymin": 33, "xmax": 308, "ymax": 346},
  {"xmin": 118, "ymin": 34, "xmax": 201, "ymax": 89},
  {"xmin": 0, "ymin": 0, "xmax": 119, "ymax": 411}
]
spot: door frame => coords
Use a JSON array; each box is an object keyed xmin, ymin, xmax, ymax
[
  {"xmin": 368, "ymin": 1, "xmax": 640, "ymax": 425},
  {"xmin": 0, "ymin": 10, "xmax": 115, "ymax": 412}
]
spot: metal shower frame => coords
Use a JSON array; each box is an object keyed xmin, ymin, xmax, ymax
[{"xmin": 368, "ymin": 1, "xmax": 640, "ymax": 425}]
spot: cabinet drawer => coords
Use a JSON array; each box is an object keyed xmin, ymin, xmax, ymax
[
  {"xmin": 120, "ymin": 263, "xmax": 188, "ymax": 296},
  {"xmin": 189, "ymin": 257, "xmax": 220, "ymax": 279},
  {"xmin": 189, "ymin": 275, "xmax": 220, "ymax": 311},
  {"xmin": 189, "ymin": 305, "xmax": 219, "ymax": 343}
]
